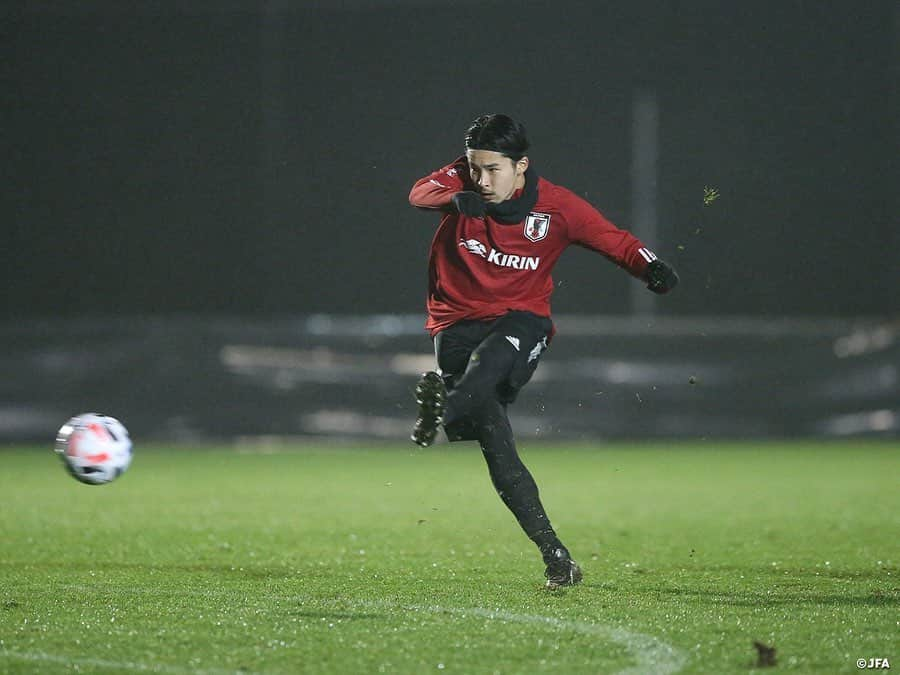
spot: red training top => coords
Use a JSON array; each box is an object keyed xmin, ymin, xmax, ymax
[{"xmin": 410, "ymin": 157, "xmax": 657, "ymax": 335}]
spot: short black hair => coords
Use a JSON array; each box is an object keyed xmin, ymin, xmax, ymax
[{"xmin": 464, "ymin": 114, "xmax": 529, "ymax": 161}]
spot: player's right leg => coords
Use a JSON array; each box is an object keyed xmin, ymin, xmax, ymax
[
  {"xmin": 411, "ymin": 320, "xmax": 487, "ymax": 448},
  {"xmin": 412, "ymin": 330, "xmax": 517, "ymax": 446},
  {"xmin": 411, "ymin": 371, "xmax": 447, "ymax": 447},
  {"xmin": 413, "ymin": 312, "xmax": 547, "ymax": 446}
]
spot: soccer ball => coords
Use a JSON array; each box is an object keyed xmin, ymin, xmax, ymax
[{"xmin": 55, "ymin": 413, "xmax": 132, "ymax": 485}]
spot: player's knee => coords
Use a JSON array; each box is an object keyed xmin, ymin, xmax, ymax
[{"xmin": 472, "ymin": 400, "xmax": 509, "ymax": 443}]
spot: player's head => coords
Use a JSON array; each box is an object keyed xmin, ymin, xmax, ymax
[
  {"xmin": 465, "ymin": 114, "xmax": 529, "ymax": 161},
  {"xmin": 464, "ymin": 114, "xmax": 530, "ymax": 203}
]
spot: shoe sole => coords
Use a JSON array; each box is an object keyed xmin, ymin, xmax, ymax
[{"xmin": 411, "ymin": 372, "xmax": 446, "ymax": 447}]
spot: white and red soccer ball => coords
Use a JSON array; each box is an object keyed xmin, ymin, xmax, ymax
[{"xmin": 55, "ymin": 413, "xmax": 132, "ymax": 485}]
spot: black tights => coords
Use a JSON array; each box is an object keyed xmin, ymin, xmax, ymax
[
  {"xmin": 473, "ymin": 399, "xmax": 561, "ymax": 562},
  {"xmin": 439, "ymin": 329, "xmax": 563, "ymax": 563}
]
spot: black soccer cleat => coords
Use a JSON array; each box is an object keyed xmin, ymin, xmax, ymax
[
  {"xmin": 544, "ymin": 547, "xmax": 583, "ymax": 589},
  {"xmin": 411, "ymin": 371, "xmax": 447, "ymax": 447}
]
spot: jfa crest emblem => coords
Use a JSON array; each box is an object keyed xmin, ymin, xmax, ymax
[{"xmin": 524, "ymin": 212, "xmax": 551, "ymax": 242}]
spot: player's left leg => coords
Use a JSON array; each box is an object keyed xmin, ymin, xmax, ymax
[{"xmin": 473, "ymin": 397, "xmax": 582, "ymax": 587}]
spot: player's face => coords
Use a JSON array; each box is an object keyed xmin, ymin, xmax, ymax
[{"xmin": 466, "ymin": 149, "xmax": 529, "ymax": 204}]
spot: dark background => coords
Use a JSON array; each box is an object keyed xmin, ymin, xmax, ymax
[{"xmin": 5, "ymin": 0, "xmax": 898, "ymax": 319}]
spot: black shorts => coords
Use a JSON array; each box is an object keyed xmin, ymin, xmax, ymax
[{"xmin": 434, "ymin": 310, "xmax": 553, "ymax": 406}]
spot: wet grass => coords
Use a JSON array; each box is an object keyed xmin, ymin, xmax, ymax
[{"xmin": 0, "ymin": 441, "xmax": 897, "ymax": 673}]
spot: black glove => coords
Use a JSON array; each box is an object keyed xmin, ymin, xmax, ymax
[
  {"xmin": 645, "ymin": 259, "xmax": 679, "ymax": 294},
  {"xmin": 450, "ymin": 191, "xmax": 486, "ymax": 218}
]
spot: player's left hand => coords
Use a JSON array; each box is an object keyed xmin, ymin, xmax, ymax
[{"xmin": 645, "ymin": 259, "xmax": 679, "ymax": 294}]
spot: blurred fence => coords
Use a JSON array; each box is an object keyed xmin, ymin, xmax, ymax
[{"xmin": 1, "ymin": 315, "xmax": 897, "ymax": 444}]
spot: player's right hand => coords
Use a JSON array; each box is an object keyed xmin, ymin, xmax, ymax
[{"xmin": 451, "ymin": 191, "xmax": 486, "ymax": 218}]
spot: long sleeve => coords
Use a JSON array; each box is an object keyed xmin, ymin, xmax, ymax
[
  {"xmin": 409, "ymin": 156, "xmax": 468, "ymax": 210},
  {"xmin": 564, "ymin": 190, "xmax": 654, "ymax": 279}
]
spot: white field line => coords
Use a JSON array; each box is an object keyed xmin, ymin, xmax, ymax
[
  {"xmin": 5, "ymin": 585, "xmax": 687, "ymax": 675},
  {"xmin": 358, "ymin": 600, "xmax": 688, "ymax": 675},
  {"xmin": 0, "ymin": 649, "xmax": 254, "ymax": 675},
  {"xmin": 455, "ymin": 607, "xmax": 686, "ymax": 675}
]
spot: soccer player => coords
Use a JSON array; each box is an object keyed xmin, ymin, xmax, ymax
[{"xmin": 408, "ymin": 114, "xmax": 679, "ymax": 588}]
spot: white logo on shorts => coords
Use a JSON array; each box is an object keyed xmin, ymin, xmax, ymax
[
  {"xmin": 527, "ymin": 337, "xmax": 548, "ymax": 363},
  {"xmin": 505, "ymin": 336, "xmax": 521, "ymax": 351}
]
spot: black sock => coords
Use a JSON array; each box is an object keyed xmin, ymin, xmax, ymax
[{"xmin": 475, "ymin": 402, "xmax": 564, "ymax": 562}]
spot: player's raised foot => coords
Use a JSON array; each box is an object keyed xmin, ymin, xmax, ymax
[
  {"xmin": 411, "ymin": 371, "xmax": 446, "ymax": 447},
  {"xmin": 544, "ymin": 547, "xmax": 583, "ymax": 589}
]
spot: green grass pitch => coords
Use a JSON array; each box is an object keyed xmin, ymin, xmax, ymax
[{"xmin": 1, "ymin": 441, "xmax": 897, "ymax": 674}]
